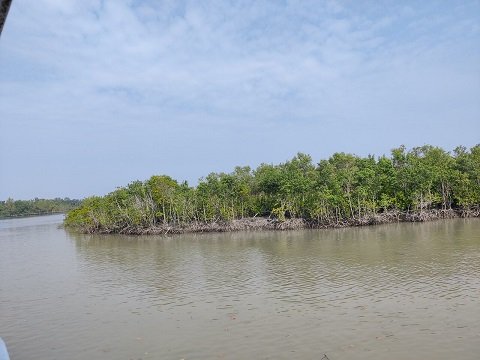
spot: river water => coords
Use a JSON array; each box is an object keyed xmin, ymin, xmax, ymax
[{"xmin": 0, "ymin": 215, "xmax": 479, "ymax": 359}]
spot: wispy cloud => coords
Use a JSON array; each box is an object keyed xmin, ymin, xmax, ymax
[{"xmin": 1, "ymin": 0, "xmax": 479, "ymax": 198}]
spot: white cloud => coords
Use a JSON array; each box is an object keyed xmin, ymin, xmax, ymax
[{"xmin": 1, "ymin": 0, "xmax": 479, "ymax": 198}]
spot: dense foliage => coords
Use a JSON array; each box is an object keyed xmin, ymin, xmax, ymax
[
  {"xmin": 65, "ymin": 145, "xmax": 480, "ymax": 233},
  {"xmin": 0, "ymin": 198, "xmax": 82, "ymax": 218}
]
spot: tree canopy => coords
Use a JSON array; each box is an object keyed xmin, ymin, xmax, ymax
[
  {"xmin": 0, "ymin": 198, "xmax": 81, "ymax": 218},
  {"xmin": 65, "ymin": 144, "xmax": 480, "ymax": 233}
]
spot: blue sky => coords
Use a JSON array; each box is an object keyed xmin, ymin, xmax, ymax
[{"xmin": 1, "ymin": 0, "xmax": 479, "ymax": 200}]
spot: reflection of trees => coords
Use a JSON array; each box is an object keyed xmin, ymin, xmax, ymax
[
  {"xmin": 71, "ymin": 231, "xmax": 272, "ymax": 309},
  {"xmin": 71, "ymin": 232, "xmax": 195, "ymax": 306},
  {"xmin": 254, "ymin": 219, "xmax": 480, "ymax": 306},
  {"xmin": 69, "ymin": 219, "xmax": 480, "ymax": 310}
]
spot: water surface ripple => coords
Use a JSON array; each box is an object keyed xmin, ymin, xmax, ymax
[{"xmin": 1, "ymin": 215, "xmax": 479, "ymax": 359}]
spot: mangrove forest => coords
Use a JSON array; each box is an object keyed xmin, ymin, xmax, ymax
[
  {"xmin": 0, "ymin": 198, "xmax": 81, "ymax": 219},
  {"xmin": 65, "ymin": 144, "xmax": 480, "ymax": 234}
]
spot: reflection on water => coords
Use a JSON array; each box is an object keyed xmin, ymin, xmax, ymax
[{"xmin": 1, "ymin": 215, "xmax": 480, "ymax": 359}]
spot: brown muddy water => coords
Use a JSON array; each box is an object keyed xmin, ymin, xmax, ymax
[{"xmin": 1, "ymin": 215, "xmax": 479, "ymax": 359}]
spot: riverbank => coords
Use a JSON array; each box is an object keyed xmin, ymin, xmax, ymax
[
  {"xmin": 0, "ymin": 211, "xmax": 65, "ymax": 220},
  {"xmin": 0, "ymin": 198, "xmax": 81, "ymax": 219},
  {"xmin": 64, "ymin": 145, "xmax": 480, "ymax": 236},
  {"xmin": 67, "ymin": 208, "xmax": 480, "ymax": 235}
]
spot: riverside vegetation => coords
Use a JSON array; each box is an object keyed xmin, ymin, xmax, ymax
[
  {"xmin": 65, "ymin": 145, "xmax": 480, "ymax": 234},
  {"xmin": 0, "ymin": 198, "xmax": 81, "ymax": 219}
]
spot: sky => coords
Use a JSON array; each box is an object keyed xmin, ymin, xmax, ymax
[{"xmin": 1, "ymin": 0, "xmax": 479, "ymax": 200}]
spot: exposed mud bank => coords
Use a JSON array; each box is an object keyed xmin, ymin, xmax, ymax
[{"xmin": 71, "ymin": 208, "xmax": 480, "ymax": 235}]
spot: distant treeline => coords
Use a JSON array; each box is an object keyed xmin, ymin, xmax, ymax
[
  {"xmin": 0, "ymin": 198, "xmax": 82, "ymax": 218},
  {"xmin": 65, "ymin": 145, "xmax": 480, "ymax": 234}
]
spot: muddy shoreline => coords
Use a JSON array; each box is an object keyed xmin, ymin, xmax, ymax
[{"xmin": 70, "ymin": 208, "xmax": 480, "ymax": 235}]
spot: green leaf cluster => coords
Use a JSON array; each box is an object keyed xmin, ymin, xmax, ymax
[
  {"xmin": 0, "ymin": 198, "xmax": 81, "ymax": 218},
  {"xmin": 64, "ymin": 145, "xmax": 480, "ymax": 233}
]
